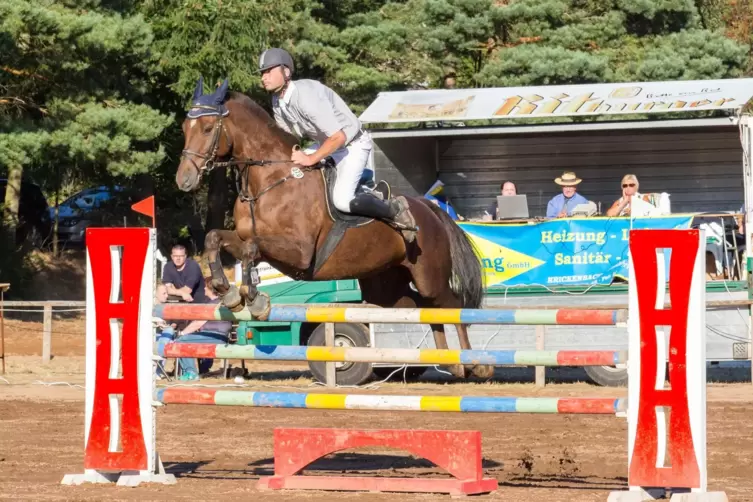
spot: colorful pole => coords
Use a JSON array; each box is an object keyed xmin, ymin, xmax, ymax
[
  {"xmin": 156, "ymin": 388, "xmax": 626, "ymax": 415},
  {"xmin": 153, "ymin": 304, "xmax": 626, "ymax": 325},
  {"xmin": 157, "ymin": 343, "xmax": 627, "ymax": 367}
]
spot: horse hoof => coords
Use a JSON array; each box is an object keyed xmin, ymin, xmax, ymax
[
  {"xmin": 471, "ymin": 365, "xmax": 495, "ymax": 380},
  {"xmin": 222, "ymin": 286, "xmax": 245, "ymax": 312},
  {"xmin": 445, "ymin": 364, "xmax": 468, "ymax": 379},
  {"xmin": 211, "ymin": 279, "xmax": 229, "ymax": 296},
  {"xmin": 249, "ymin": 292, "xmax": 271, "ymax": 321}
]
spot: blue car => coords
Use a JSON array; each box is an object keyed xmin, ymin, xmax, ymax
[{"xmin": 52, "ymin": 186, "xmax": 124, "ymax": 243}]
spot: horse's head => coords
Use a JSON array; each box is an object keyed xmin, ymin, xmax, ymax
[{"xmin": 176, "ymin": 76, "xmax": 233, "ymax": 192}]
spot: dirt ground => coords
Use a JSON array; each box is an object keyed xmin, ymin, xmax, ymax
[{"xmin": 1, "ymin": 317, "xmax": 753, "ymax": 501}]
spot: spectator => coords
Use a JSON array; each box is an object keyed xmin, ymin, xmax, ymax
[
  {"xmin": 154, "ymin": 283, "xmax": 177, "ymax": 379},
  {"xmin": 154, "ymin": 284, "xmax": 174, "ymax": 332},
  {"xmin": 606, "ymin": 174, "xmax": 640, "ymax": 217},
  {"xmin": 155, "ymin": 282, "xmax": 232, "ymax": 382},
  {"xmin": 484, "ymin": 181, "xmax": 518, "ymax": 220},
  {"xmin": 162, "ymin": 244, "xmax": 208, "ymax": 303},
  {"xmin": 546, "ymin": 172, "xmax": 589, "ymax": 219}
]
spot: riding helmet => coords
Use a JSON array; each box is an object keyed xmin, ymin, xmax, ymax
[{"xmin": 258, "ymin": 48, "xmax": 295, "ymax": 74}]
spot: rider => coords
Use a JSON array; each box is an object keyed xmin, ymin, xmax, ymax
[{"xmin": 258, "ymin": 47, "xmax": 416, "ymax": 240}]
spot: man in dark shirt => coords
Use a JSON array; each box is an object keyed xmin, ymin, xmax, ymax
[
  {"xmin": 154, "ymin": 285, "xmax": 233, "ymax": 381},
  {"xmin": 162, "ymin": 244, "xmax": 208, "ymax": 303}
]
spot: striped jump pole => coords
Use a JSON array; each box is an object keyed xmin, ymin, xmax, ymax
[
  {"xmin": 157, "ymin": 343, "xmax": 627, "ymax": 367},
  {"xmin": 153, "ymin": 303, "xmax": 626, "ymax": 325},
  {"xmin": 155, "ymin": 388, "xmax": 626, "ymax": 415}
]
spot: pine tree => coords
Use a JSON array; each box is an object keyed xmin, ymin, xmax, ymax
[
  {"xmin": 0, "ymin": 0, "xmax": 171, "ymax": 234},
  {"xmin": 476, "ymin": 0, "xmax": 748, "ymax": 85}
]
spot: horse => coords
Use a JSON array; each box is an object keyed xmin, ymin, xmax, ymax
[{"xmin": 175, "ymin": 77, "xmax": 492, "ymax": 379}]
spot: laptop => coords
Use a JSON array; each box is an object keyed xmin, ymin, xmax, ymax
[{"xmin": 496, "ymin": 195, "xmax": 529, "ymax": 219}]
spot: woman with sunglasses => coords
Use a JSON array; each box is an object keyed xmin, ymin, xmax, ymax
[{"xmin": 606, "ymin": 174, "xmax": 641, "ymax": 217}]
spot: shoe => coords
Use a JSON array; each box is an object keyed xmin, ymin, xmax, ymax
[{"xmin": 178, "ymin": 371, "xmax": 199, "ymax": 382}]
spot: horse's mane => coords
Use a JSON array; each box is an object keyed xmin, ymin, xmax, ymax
[{"xmin": 226, "ymin": 91, "xmax": 297, "ymax": 146}]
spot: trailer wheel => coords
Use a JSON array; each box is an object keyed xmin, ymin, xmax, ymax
[
  {"xmin": 584, "ymin": 365, "xmax": 629, "ymax": 387},
  {"xmin": 307, "ymin": 323, "xmax": 372, "ymax": 386}
]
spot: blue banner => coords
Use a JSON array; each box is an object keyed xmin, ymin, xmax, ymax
[{"xmin": 459, "ymin": 216, "xmax": 693, "ymax": 287}]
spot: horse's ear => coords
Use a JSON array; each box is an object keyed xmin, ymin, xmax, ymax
[
  {"xmin": 215, "ymin": 78, "xmax": 229, "ymax": 103},
  {"xmin": 192, "ymin": 76, "xmax": 204, "ymax": 101}
]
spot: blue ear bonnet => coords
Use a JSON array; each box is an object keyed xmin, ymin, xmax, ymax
[{"xmin": 187, "ymin": 76, "xmax": 231, "ymax": 118}]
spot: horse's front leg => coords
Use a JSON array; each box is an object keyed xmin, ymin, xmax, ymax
[
  {"xmin": 205, "ymin": 228, "xmax": 244, "ymax": 306},
  {"xmin": 204, "ymin": 229, "xmax": 269, "ymax": 319}
]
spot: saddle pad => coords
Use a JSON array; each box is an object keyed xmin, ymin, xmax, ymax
[
  {"xmin": 312, "ymin": 164, "xmax": 391, "ymax": 276},
  {"xmin": 321, "ymin": 166, "xmax": 373, "ymax": 227}
]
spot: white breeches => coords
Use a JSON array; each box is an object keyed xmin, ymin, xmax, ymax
[{"xmin": 305, "ymin": 131, "xmax": 373, "ymax": 212}]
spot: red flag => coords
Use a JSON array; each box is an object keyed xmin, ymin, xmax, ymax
[{"xmin": 131, "ymin": 196, "xmax": 155, "ymax": 228}]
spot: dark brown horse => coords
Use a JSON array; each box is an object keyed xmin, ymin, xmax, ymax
[{"xmin": 176, "ymin": 78, "xmax": 491, "ymax": 378}]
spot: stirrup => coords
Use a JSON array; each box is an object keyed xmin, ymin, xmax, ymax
[
  {"xmin": 359, "ymin": 185, "xmax": 385, "ymax": 201},
  {"xmin": 390, "ymin": 197, "xmax": 418, "ymax": 243},
  {"xmin": 390, "ymin": 220, "xmax": 418, "ymax": 232},
  {"xmin": 394, "ymin": 222, "xmax": 418, "ymax": 243}
]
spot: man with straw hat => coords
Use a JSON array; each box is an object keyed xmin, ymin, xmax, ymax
[{"xmin": 546, "ymin": 171, "xmax": 589, "ymax": 218}]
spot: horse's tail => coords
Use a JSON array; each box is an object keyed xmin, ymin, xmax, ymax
[{"xmin": 421, "ymin": 199, "xmax": 484, "ymax": 309}]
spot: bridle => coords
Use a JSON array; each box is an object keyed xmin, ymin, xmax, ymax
[
  {"xmin": 180, "ymin": 105, "xmax": 233, "ymax": 175},
  {"xmin": 180, "ymin": 103, "xmax": 324, "ymax": 231}
]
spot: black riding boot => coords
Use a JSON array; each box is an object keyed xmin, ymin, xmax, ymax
[
  {"xmin": 349, "ymin": 193, "xmax": 417, "ymax": 242},
  {"xmin": 349, "ymin": 193, "xmax": 396, "ymax": 220}
]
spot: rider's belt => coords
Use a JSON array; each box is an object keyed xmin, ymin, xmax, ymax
[{"xmin": 346, "ymin": 129, "xmax": 364, "ymax": 147}]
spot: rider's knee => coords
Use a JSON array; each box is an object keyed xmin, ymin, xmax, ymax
[{"xmin": 332, "ymin": 191, "xmax": 354, "ymax": 212}]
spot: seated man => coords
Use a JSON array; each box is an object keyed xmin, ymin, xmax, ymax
[
  {"xmin": 154, "ymin": 284, "xmax": 176, "ymax": 379},
  {"xmin": 162, "ymin": 244, "xmax": 208, "ymax": 303},
  {"xmin": 546, "ymin": 172, "xmax": 589, "ymax": 218},
  {"xmin": 155, "ymin": 281, "xmax": 232, "ymax": 381}
]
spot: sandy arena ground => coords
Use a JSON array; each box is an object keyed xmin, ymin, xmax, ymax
[{"xmin": 1, "ymin": 317, "xmax": 752, "ymax": 501}]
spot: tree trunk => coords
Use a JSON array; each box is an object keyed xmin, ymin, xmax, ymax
[
  {"xmin": 2, "ymin": 166, "xmax": 23, "ymax": 239},
  {"xmin": 205, "ymin": 165, "xmax": 228, "ymax": 233},
  {"xmin": 53, "ymin": 165, "xmax": 60, "ymax": 257}
]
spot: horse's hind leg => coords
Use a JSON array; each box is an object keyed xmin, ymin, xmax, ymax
[
  {"xmin": 428, "ymin": 323, "xmax": 469, "ymax": 379},
  {"xmin": 456, "ymin": 323, "xmax": 494, "ymax": 379},
  {"xmin": 423, "ymin": 287, "xmax": 494, "ymax": 380},
  {"xmin": 360, "ymin": 270, "xmax": 467, "ymax": 379}
]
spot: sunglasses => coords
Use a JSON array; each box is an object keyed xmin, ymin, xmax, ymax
[{"xmin": 622, "ymin": 183, "xmax": 636, "ymax": 188}]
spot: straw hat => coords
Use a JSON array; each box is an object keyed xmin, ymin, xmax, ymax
[{"xmin": 554, "ymin": 171, "xmax": 582, "ymax": 186}]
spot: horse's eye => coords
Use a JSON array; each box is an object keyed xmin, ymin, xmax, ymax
[{"xmin": 203, "ymin": 125, "xmax": 213, "ymax": 134}]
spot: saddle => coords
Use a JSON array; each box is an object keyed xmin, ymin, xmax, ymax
[{"xmin": 312, "ymin": 160, "xmax": 392, "ymax": 276}]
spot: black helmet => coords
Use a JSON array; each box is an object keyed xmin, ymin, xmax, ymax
[{"xmin": 258, "ymin": 48, "xmax": 295, "ymax": 74}]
